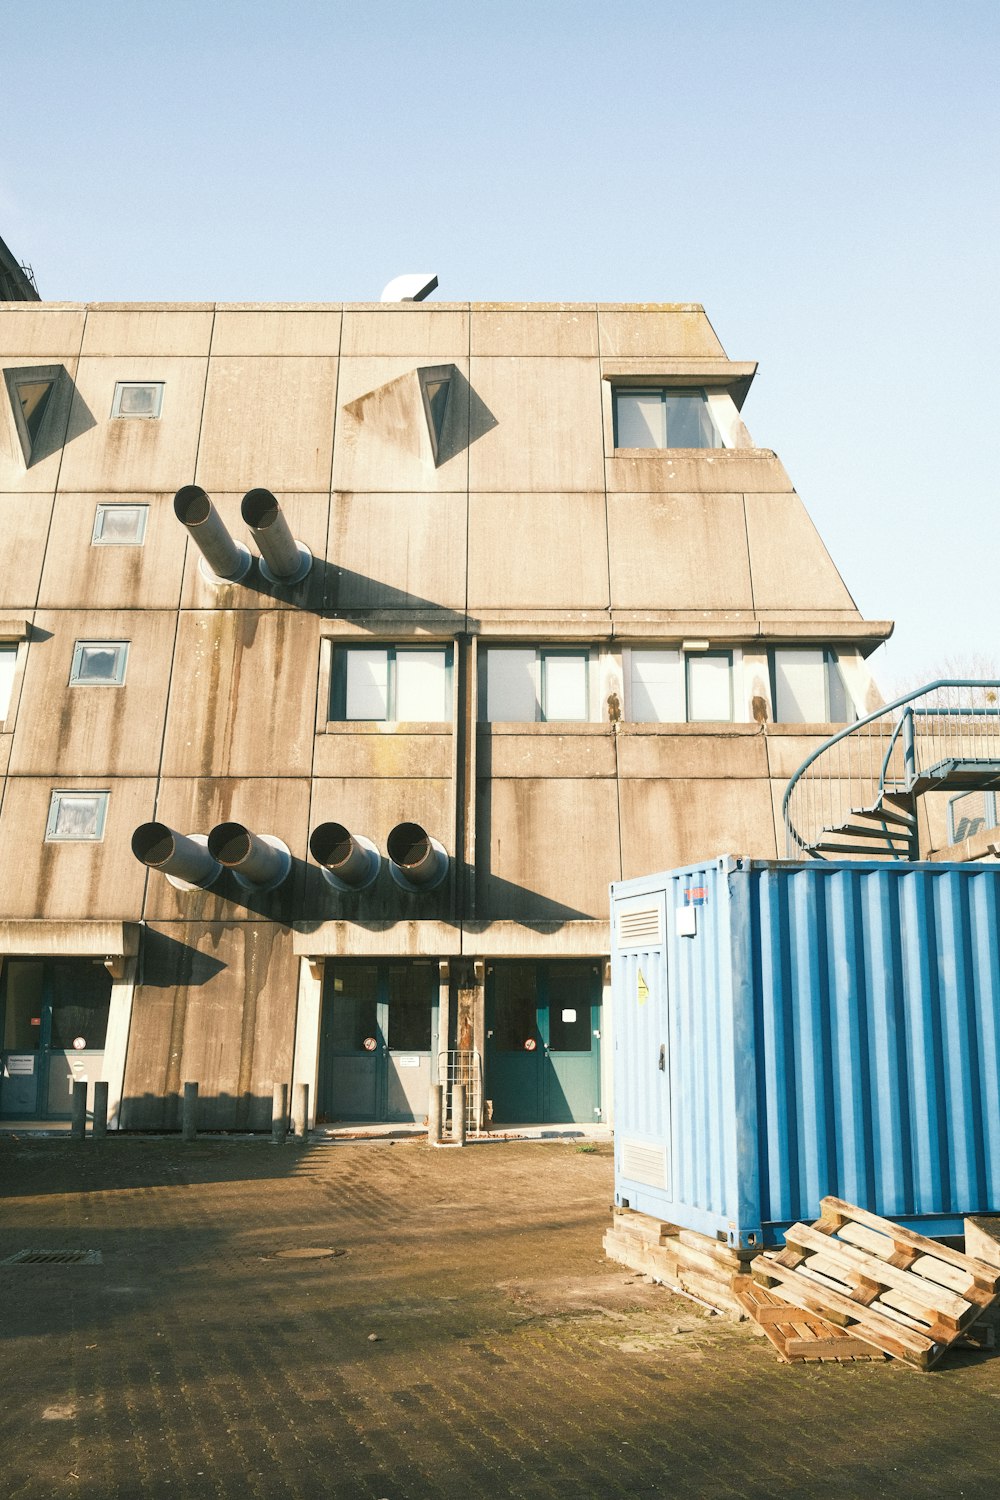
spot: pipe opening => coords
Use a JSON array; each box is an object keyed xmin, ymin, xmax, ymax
[
  {"xmin": 387, "ymin": 821, "xmax": 430, "ymax": 869},
  {"xmin": 241, "ymin": 488, "xmax": 280, "ymax": 530},
  {"xmin": 174, "ymin": 485, "xmax": 212, "ymax": 526},
  {"xmin": 309, "ymin": 822, "xmax": 354, "ymax": 870},
  {"xmin": 132, "ymin": 822, "xmax": 176, "ymax": 868},
  {"xmin": 208, "ymin": 822, "xmax": 253, "ymax": 866}
]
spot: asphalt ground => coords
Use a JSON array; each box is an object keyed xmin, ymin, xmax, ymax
[{"xmin": 1, "ymin": 1134, "xmax": 998, "ymax": 1500}]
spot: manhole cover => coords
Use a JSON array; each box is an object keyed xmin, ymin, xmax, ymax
[
  {"xmin": 3, "ymin": 1249, "xmax": 102, "ymax": 1266},
  {"xmin": 274, "ymin": 1247, "xmax": 345, "ymax": 1260}
]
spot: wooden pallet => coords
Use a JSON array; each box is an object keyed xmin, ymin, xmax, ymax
[
  {"xmin": 752, "ymin": 1196, "xmax": 1000, "ymax": 1371},
  {"xmin": 733, "ymin": 1276, "xmax": 884, "ymax": 1362}
]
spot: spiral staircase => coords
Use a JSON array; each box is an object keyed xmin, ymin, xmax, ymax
[{"xmin": 783, "ymin": 680, "xmax": 1000, "ymax": 861}]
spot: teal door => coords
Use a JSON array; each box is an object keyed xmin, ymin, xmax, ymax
[
  {"xmin": 318, "ymin": 962, "xmax": 438, "ymax": 1124},
  {"xmin": 485, "ymin": 962, "xmax": 601, "ymax": 1125},
  {"xmin": 0, "ymin": 959, "xmax": 111, "ymax": 1119}
]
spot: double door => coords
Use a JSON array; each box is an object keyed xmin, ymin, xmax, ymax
[
  {"xmin": 0, "ymin": 959, "xmax": 111, "ymax": 1119},
  {"xmin": 485, "ymin": 961, "xmax": 602, "ymax": 1125},
  {"xmin": 318, "ymin": 962, "xmax": 438, "ymax": 1123}
]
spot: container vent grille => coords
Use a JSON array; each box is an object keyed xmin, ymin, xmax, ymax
[
  {"xmin": 621, "ymin": 1139, "xmax": 668, "ymax": 1191},
  {"xmin": 617, "ymin": 907, "xmax": 662, "ymax": 948}
]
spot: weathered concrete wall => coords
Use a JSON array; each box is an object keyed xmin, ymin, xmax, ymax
[{"xmin": 0, "ymin": 300, "xmax": 891, "ymax": 1123}]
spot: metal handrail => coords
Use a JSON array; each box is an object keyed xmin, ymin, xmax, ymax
[{"xmin": 783, "ymin": 679, "xmax": 1000, "ymax": 859}]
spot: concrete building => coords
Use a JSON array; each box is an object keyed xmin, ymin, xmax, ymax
[{"xmin": 0, "ymin": 298, "xmax": 891, "ymax": 1131}]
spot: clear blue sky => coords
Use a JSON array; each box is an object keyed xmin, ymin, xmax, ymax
[{"xmin": 3, "ymin": 1, "xmax": 997, "ymax": 691}]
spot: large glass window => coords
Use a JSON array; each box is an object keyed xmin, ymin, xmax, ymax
[
  {"xmin": 482, "ymin": 647, "xmax": 592, "ymax": 722},
  {"xmin": 770, "ymin": 648, "xmax": 852, "ymax": 723},
  {"xmin": 614, "ymin": 387, "xmax": 721, "ymax": 449},
  {"xmin": 627, "ymin": 648, "xmax": 733, "ymax": 723},
  {"xmin": 331, "ymin": 645, "xmax": 452, "ymax": 722}
]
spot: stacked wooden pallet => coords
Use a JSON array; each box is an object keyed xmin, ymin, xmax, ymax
[
  {"xmin": 604, "ymin": 1206, "xmax": 754, "ymax": 1317},
  {"xmin": 751, "ymin": 1197, "xmax": 1000, "ymax": 1370}
]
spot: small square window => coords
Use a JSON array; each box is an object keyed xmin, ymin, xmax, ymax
[
  {"xmin": 45, "ymin": 791, "xmax": 109, "ymax": 842},
  {"xmin": 92, "ymin": 504, "xmax": 149, "ymax": 545},
  {"xmin": 111, "ymin": 382, "xmax": 164, "ymax": 419},
  {"xmin": 70, "ymin": 642, "xmax": 129, "ymax": 686}
]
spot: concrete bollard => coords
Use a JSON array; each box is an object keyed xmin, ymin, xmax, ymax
[
  {"xmin": 70, "ymin": 1080, "xmax": 87, "ymax": 1140},
  {"xmin": 451, "ymin": 1082, "xmax": 467, "ymax": 1147},
  {"xmin": 427, "ymin": 1083, "xmax": 443, "ymax": 1144},
  {"xmin": 93, "ymin": 1081, "xmax": 109, "ymax": 1139},
  {"xmin": 271, "ymin": 1081, "xmax": 289, "ymax": 1144},
  {"xmin": 182, "ymin": 1081, "xmax": 199, "ymax": 1142},
  {"xmin": 293, "ymin": 1082, "xmax": 310, "ymax": 1142}
]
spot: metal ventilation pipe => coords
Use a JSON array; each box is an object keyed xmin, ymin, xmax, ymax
[
  {"xmin": 309, "ymin": 822, "xmax": 381, "ymax": 891},
  {"xmin": 207, "ymin": 822, "xmax": 291, "ymax": 892},
  {"xmin": 386, "ymin": 821, "xmax": 448, "ymax": 892},
  {"xmin": 174, "ymin": 485, "xmax": 251, "ymax": 583},
  {"xmin": 241, "ymin": 488, "xmax": 312, "ymax": 584},
  {"xmin": 131, "ymin": 822, "xmax": 221, "ymax": 891}
]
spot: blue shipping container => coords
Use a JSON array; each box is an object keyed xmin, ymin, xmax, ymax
[{"xmin": 611, "ymin": 857, "xmax": 1000, "ymax": 1247}]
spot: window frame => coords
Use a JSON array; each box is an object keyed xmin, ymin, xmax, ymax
[
  {"xmin": 92, "ymin": 503, "xmax": 149, "ymax": 546},
  {"xmin": 768, "ymin": 647, "xmax": 853, "ymax": 724},
  {"xmin": 45, "ymin": 790, "xmax": 110, "ymax": 843},
  {"xmin": 948, "ymin": 790, "xmax": 998, "ymax": 845},
  {"xmin": 110, "ymin": 381, "xmax": 164, "ymax": 419},
  {"xmin": 624, "ymin": 646, "xmax": 737, "ymax": 724},
  {"xmin": 684, "ymin": 650, "xmax": 734, "ymax": 723},
  {"xmin": 480, "ymin": 645, "xmax": 595, "ymax": 724},
  {"xmin": 612, "ymin": 385, "xmax": 722, "ymax": 451},
  {"xmin": 69, "ymin": 641, "xmax": 129, "ymax": 687},
  {"xmin": 329, "ymin": 643, "xmax": 454, "ymax": 723}
]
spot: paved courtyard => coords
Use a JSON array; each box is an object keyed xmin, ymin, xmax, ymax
[{"xmin": 1, "ymin": 1133, "xmax": 998, "ymax": 1499}]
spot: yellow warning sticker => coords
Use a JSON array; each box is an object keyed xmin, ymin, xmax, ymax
[{"xmin": 637, "ymin": 968, "xmax": 649, "ymax": 1005}]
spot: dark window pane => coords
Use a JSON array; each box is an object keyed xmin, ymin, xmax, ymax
[
  {"xmin": 386, "ymin": 965, "xmax": 433, "ymax": 1051},
  {"xmin": 547, "ymin": 965, "xmax": 594, "ymax": 1052},
  {"xmin": 327, "ymin": 966, "xmax": 379, "ymax": 1051},
  {"xmin": 48, "ymin": 961, "xmax": 112, "ymax": 1049},
  {"xmin": 2, "ymin": 961, "xmax": 44, "ymax": 1050},
  {"xmin": 493, "ymin": 964, "xmax": 538, "ymax": 1051}
]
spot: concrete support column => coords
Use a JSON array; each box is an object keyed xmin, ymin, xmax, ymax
[
  {"xmin": 93, "ymin": 1081, "xmax": 109, "ymax": 1139},
  {"xmin": 428, "ymin": 1083, "xmax": 443, "ymax": 1143},
  {"xmin": 452, "ymin": 1083, "xmax": 467, "ymax": 1147},
  {"xmin": 271, "ymin": 1082, "xmax": 288, "ymax": 1144},
  {"xmin": 293, "ymin": 1082, "xmax": 310, "ymax": 1140},
  {"xmin": 71, "ymin": 1080, "xmax": 87, "ymax": 1140}
]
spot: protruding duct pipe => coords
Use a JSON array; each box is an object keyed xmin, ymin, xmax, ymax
[
  {"xmin": 386, "ymin": 821, "xmax": 449, "ymax": 892},
  {"xmin": 174, "ymin": 485, "xmax": 252, "ymax": 583},
  {"xmin": 309, "ymin": 822, "xmax": 381, "ymax": 891},
  {"xmin": 131, "ymin": 822, "xmax": 221, "ymax": 891},
  {"xmin": 207, "ymin": 822, "xmax": 291, "ymax": 892},
  {"xmin": 241, "ymin": 489, "xmax": 312, "ymax": 584}
]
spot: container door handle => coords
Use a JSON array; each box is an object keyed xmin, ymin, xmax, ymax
[{"xmin": 658, "ymin": 1044, "xmax": 666, "ymax": 1072}]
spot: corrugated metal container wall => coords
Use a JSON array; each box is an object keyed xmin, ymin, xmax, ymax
[{"xmin": 610, "ymin": 858, "xmax": 1000, "ymax": 1247}]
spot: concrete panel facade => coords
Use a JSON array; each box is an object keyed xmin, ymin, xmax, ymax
[{"xmin": 0, "ymin": 299, "xmax": 891, "ymax": 1132}]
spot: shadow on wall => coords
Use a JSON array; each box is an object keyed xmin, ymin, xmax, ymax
[{"xmin": 3, "ymin": 364, "xmax": 96, "ymax": 467}]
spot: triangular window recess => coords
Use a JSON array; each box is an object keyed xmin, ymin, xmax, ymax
[
  {"xmin": 5, "ymin": 366, "xmax": 61, "ymax": 466},
  {"xmin": 417, "ymin": 365, "xmax": 454, "ymax": 466}
]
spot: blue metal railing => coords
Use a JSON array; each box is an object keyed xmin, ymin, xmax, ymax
[{"xmin": 784, "ymin": 680, "xmax": 1000, "ymax": 859}]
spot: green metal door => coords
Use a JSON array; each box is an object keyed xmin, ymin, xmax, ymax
[
  {"xmin": 318, "ymin": 962, "xmax": 437, "ymax": 1124},
  {"xmin": 485, "ymin": 962, "xmax": 602, "ymax": 1125},
  {"xmin": 0, "ymin": 959, "xmax": 111, "ymax": 1120}
]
